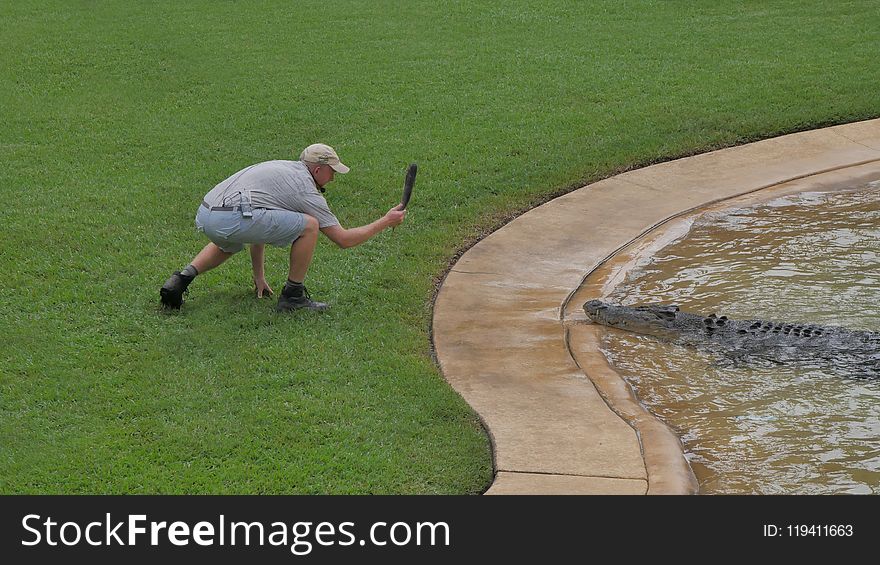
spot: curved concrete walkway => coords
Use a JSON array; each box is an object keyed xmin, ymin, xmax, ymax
[{"xmin": 432, "ymin": 118, "xmax": 880, "ymax": 494}]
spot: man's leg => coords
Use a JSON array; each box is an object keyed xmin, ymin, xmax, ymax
[
  {"xmin": 192, "ymin": 242, "xmax": 234, "ymax": 274},
  {"xmin": 277, "ymin": 216, "xmax": 328, "ymax": 312},
  {"xmin": 287, "ymin": 215, "xmax": 319, "ymax": 283},
  {"xmin": 160, "ymin": 243, "xmax": 234, "ymax": 309}
]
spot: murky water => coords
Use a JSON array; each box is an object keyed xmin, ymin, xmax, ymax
[{"xmin": 599, "ymin": 182, "xmax": 880, "ymax": 494}]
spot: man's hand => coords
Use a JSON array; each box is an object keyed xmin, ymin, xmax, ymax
[
  {"xmin": 385, "ymin": 204, "xmax": 407, "ymax": 228},
  {"xmin": 320, "ymin": 205, "xmax": 409, "ymax": 248},
  {"xmin": 253, "ymin": 276, "xmax": 274, "ymax": 298}
]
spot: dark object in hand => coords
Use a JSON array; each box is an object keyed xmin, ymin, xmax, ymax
[{"xmin": 401, "ymin": 163, "xmax": 417, "ymax": 209}]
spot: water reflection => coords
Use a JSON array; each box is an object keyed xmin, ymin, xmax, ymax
[{"xmin": 601, "ymin": 184, "xmax": 880, "ymax": 494}]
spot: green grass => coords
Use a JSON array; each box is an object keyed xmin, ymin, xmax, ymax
[{"xmin": 1, "ymin": 0, "xmax": 878, "ymax": 493}]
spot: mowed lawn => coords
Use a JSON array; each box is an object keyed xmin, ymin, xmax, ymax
[{"xmin": 1, "ymin": 1, "xmax": 878, "ymax": 493}]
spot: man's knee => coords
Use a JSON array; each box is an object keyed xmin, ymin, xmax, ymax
[{"xmin": 303, "ymin": 215, "xmax": 319, "ymax": 234}]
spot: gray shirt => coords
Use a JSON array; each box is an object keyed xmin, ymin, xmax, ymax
[{"xmin": 202, "ymin": 160, "xmax": 339, "ymax": 228}]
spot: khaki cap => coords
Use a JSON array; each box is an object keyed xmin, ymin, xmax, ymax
[{"xmin": 299, "ymin": 143, "xmax": 350, "ymax": 174}]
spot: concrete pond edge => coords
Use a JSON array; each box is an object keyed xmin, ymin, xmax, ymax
[{"xmin": 432, "ymin": 119, "xmax": 880, "ymax": 494}]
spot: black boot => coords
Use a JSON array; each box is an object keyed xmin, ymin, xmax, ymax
[
  {"xmin": 276, "ymin": 282, "xmax": 329, "ymax": 312},
  {"xmin": 160, "ymin": 271, "xmax": 195, "ymax": 309}
]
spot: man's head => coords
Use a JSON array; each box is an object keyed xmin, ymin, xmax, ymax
[{"xmin": 300, "ymin": 143, "xmax": 349, "ymax": 189}]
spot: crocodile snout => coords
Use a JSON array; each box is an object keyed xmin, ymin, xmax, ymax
[{"xmin": 583, "ymin": 299, "xmax": 608, "ymax": 317}]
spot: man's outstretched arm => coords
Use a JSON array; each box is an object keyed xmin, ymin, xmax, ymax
[{"xmin": 321, "ymin": 205, "xmax": 406, "ymax": 249}]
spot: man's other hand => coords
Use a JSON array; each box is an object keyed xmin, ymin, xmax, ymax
[{"xmin": 385, "ymin": 204, "xmax": 407, "ymax": 228}]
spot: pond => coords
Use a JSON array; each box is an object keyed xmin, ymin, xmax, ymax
[{"xmin": 592, "ymin": 181, "xmax": 880, "ymax": 494}]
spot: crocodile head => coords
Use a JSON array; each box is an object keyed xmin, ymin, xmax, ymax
[{"xmin": 584, "ymin": 299, "xmax": 682, "ymax": 336}]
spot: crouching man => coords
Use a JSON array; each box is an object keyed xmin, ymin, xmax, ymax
[{"xmin": 160, "ymin": 143, "xmax": 406, "ymax": 312}]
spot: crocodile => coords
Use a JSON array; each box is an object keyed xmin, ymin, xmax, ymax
[{"xmin": 583, "ymin": 299, "xmax": 880, "ymax": 377}]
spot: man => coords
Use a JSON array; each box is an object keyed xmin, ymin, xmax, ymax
[{"xmin": 160, "ymin": 143, "xmax": 407, "ymax": 312}]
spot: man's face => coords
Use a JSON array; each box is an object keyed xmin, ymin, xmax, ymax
[{"xmin": 312, "ymin": 164, "xmax": 335, "ymax": 188}]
